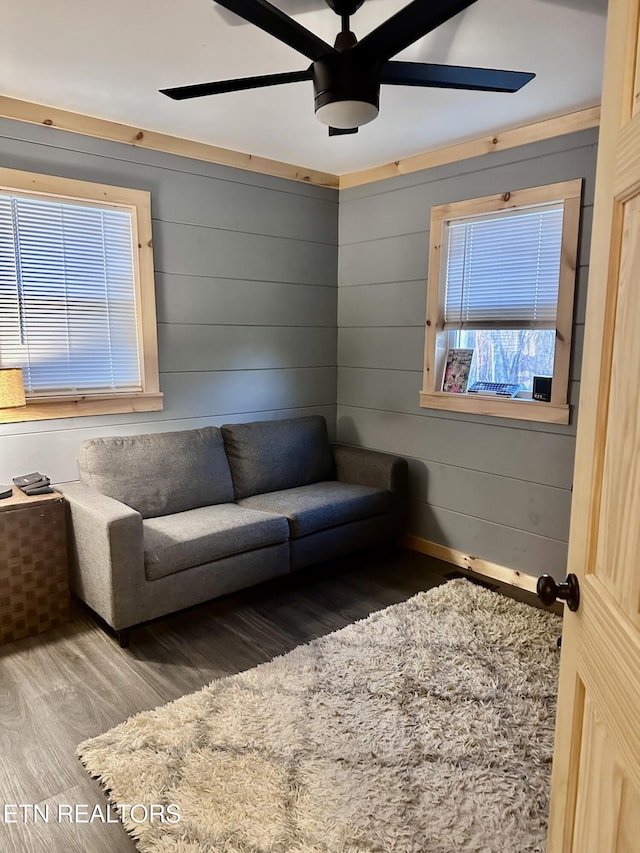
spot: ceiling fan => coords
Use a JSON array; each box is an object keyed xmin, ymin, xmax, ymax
[{"xmin": 160, "ymin": 0, "xmax": 535, "ymax": 136}]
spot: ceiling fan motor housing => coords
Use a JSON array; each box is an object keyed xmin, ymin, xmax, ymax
[{"xmin": 312, "ymin": 51, "xmax": 380, "ymax": 127}]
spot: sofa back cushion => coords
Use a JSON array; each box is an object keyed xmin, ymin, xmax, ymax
[
  {"xmin": 221, "ymin": 416, "xmax": 335, "ymax": 500},
  {"xmin": 78, "ymin": 427, "xmax": 235, "ymax": 518}
]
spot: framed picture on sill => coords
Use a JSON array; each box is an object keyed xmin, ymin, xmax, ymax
[{"xmin": 442, "ymin": 348, "xmax": 474, "ymax": 394}]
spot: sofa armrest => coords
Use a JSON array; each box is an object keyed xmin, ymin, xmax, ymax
[
  {"xmin": 332, "ymin": 443, "xmax": 408, "ymax": 497},
  {"xmin": 58, "ymin": 481, "xmax": 144, "ymax": 631}
]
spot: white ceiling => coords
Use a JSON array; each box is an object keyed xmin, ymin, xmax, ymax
[{"xmin": 2, "ymin": 0, "xmax": 608, "ymax": 175}]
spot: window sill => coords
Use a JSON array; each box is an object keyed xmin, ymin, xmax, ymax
[
  {"xmin": 419, "ymin": 391, "xmax": 570, "ymax": 424},
  {"xmin": 0, "ymin": 392, "xmax": 164, "ymax": 424}
]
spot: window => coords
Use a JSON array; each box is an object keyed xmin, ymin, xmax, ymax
[
  {"xmin": 0, "ymin": 168, "xmax": 162, "ymax": 423},
  {"xmin": 420, "ymin": 180, "xmax": 582, "ymax": 424}
]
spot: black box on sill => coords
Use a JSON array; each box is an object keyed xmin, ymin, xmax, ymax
[{"xmin": 533, "ymin": 376, "xmax": 552, "ymax": 402}]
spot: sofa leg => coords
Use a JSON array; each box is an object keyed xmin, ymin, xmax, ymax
[{"xmin": 117, "ymin": 628, "xmax": 130, "ymax": 649}]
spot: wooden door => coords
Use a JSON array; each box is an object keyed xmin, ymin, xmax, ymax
[{"xmin": 546, "ymin": 0, "xmax": 640, "ymax": 850}]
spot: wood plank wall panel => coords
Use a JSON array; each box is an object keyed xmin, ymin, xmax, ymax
[
  {"xmin": 155, "ymin": 274, "xmax": 336, "ymax": 327},
  {"xmin": 338, "ymin": 367, "xmax": 582, "ymax": 435},
  {"xmin": 337, "ymin": 127, "xmax": 599, "ymax": 580},
  {"xmin": 1, "ymin": 405, "xmax": 337, "ymax": 485},
  {"xmin": 0, "ymin": 118, "xmax": 338, "ymax": 483},
  {"xmin": 410, "ymin": 503, "xmax": 569, "ymax": 578},
  {"xmin": 157, "ymin": 326, "xmax": 337, "ymax": 372},
  {"xmin": 338, "ymin": 205, "xmax": 593, "ymax": 286},
  {"xmin": 336, "ymin": 406, "xmax": 577, "ymax": 489},
  {"xmin": 151, "ymin": 220, "xmax": 336, "ymax": 285},
  {"xmin": 404, "ymin": 457, "xmax": 572, "ymax": 542},
  {"xmin": 338, "ymin": 266, "xmax": 590, "ymax": 327},
  {"xmin": 340, "ymin": 143, "xmax": 597, "ymax": 241},
  {"xmin": 338, "ymin": 325, "xmax": 585, "ymax": 383}
]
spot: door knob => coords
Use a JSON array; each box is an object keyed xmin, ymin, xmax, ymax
[{"xmin": 537, "ymin": 573, "xmax": 580, "ymax": 611}]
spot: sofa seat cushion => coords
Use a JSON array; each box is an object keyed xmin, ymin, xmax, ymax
[
  {"xmin": 143, "ymin": 504, "xmax": 290, "ymax": 580},
  {"xmin": 238, "ymin": 481, "xmax": 392, "ymax": 539}
]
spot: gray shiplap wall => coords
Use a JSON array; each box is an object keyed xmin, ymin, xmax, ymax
[
  {"xmin": 0, "ymin": 117, "xmax": 597, "ymax": 582},
  {"xmin": 0, "ymin": 119, "xmax": 338, "ymax": 483},
  {"xmin": 337, "ymin": 128, "xmax": 599, "ymax": 580}
]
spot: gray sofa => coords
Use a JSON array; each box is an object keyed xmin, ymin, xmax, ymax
[{"xmin": 60, "ymin": 416, "xmax": 408, "ymax": 645}]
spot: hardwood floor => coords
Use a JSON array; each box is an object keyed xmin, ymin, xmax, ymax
[{"xmin": 0, "ymin": 546, "xmax": 547, "ymax": 853}]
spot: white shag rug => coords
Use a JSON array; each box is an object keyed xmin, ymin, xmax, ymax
[{"xmin": 77, "ymin": 580, "xmax": 561, "ymax": 853}]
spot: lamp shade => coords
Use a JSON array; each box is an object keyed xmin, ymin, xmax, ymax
[{"xmin": 0, "ymin": 368, "xmax": 26, "ymax": 409}]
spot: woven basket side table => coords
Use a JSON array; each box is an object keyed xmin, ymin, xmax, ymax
[{"xmin": 0, "ymin": 487, "xmax": 69, "ymax": 645}]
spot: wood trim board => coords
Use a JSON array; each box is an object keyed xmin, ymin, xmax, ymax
[
  {"xmin": 401, "ymin": 533, "xmax": 540, "ymax": 594},
  {"xmin": 0, "ymin": 96, "xmax": 599, "ymax": 190},
  {"xmin": 417, "ymin": 392, "xmax": 571, "ymax": 423},
  {"xmin": 0, "ymin": 95, "xmax": 339, "ymax": 189},
  {"xmin": 339, "ymin": 106, "xmax": 601, "ymax": 189},
  {"xmin": 0, "ymin": 393, "xmax": 164, "ymax": 424}
]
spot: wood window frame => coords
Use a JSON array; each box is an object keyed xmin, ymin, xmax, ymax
[
  {"xmin": 0, "ymin": 167, "xmax": 162, "ymax": 423},
  {"xmin": 420, "ymin": 179, "xmax": 583, "ymax": 425}
]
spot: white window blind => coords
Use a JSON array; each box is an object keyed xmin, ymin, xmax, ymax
[
  {"xmin": 443, "ymin": 204, "xmax": 564, "ymax": 330},
  {"xmin": 0, "ymin": 192, "xmax": 141, "ymax": 396}
]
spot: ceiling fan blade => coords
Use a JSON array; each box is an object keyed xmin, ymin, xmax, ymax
[
  {"xmin": 354, "ymin": 0, "xmax": 478, "ymax": 62},
  {"xmin": 381, "ymin": 61, "xmax": 535, "ymax": 93},
  {"xmin": 328, "ymin": 126, "xmax": 359, "ymax": 136},
  {"xmin": 214, "ymin": 0, "xmax": 335, "ymax": 60},
  {"xmin": 161, "ymin": 69, "xmax": 312, "ymax": 100}
]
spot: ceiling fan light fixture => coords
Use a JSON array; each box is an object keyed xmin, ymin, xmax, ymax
[
  {"xmin": 312, "ymin": 52, "xmax": 380, "ymax": 128},
  {"xmin": 161, "ymin": 0, "xmax": 536, "ymax": 136},
  {"xmin": 315, "ymin": 99, "xmax": 378, "ymax": 128}
]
